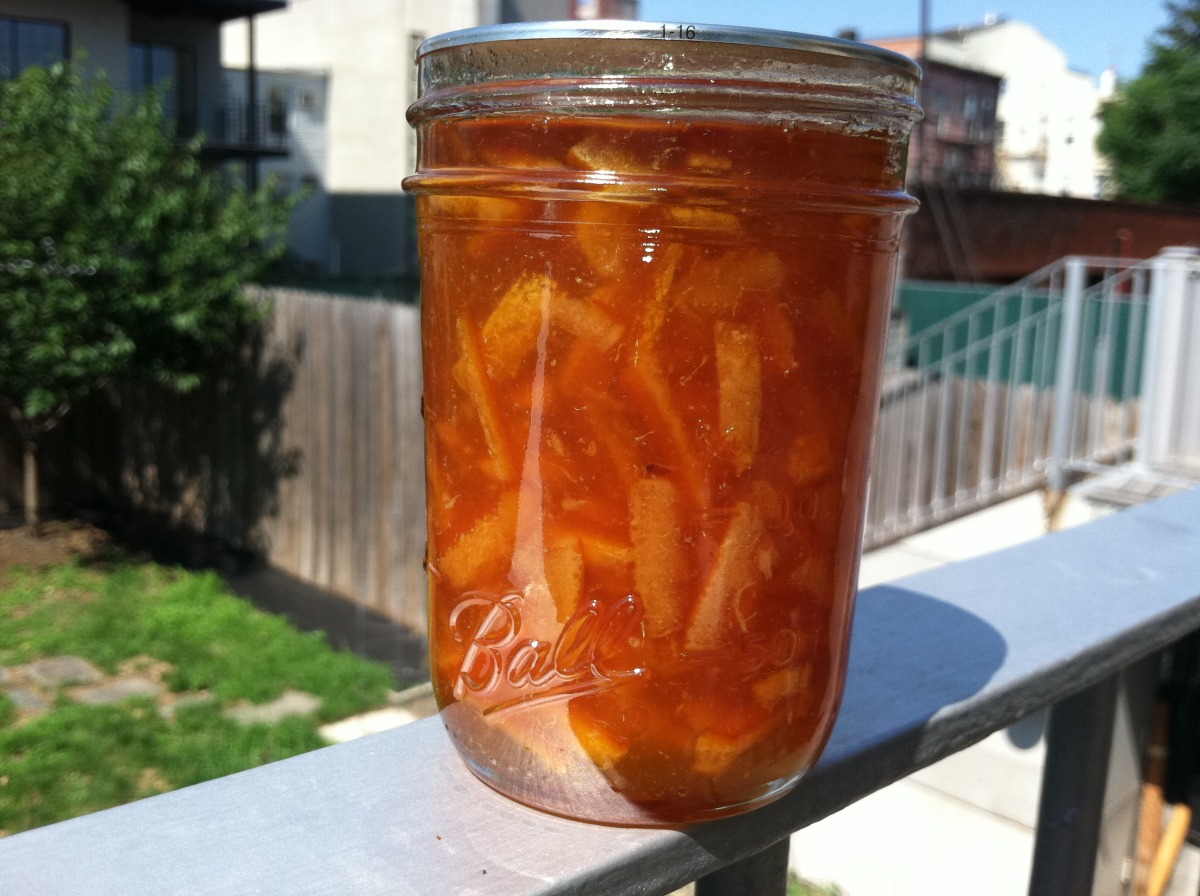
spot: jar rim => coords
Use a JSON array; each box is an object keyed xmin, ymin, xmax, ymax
[{"xmin": 415, "ymin": 19, "xmax": 921, "ymax": 81}]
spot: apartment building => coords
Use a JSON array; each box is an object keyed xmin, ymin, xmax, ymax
[
  {"xmin": 222, "ymin": 1, "xmax": 480, "ymax": 278},
  {"xmin": 875, "ymin": 18, "xmax": 1107, "ymax": 198},
  {"xmin": 1, "ymin": 0, "xmax": 287, "ymax": 166},
  {"xmin": 222, "ymin": 0, "xmax": 638, "ymax": 278}
]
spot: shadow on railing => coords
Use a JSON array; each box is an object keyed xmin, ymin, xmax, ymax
[{"xmin": 1, "ymin": 489, "xmax": 1198, "ymax": 896}]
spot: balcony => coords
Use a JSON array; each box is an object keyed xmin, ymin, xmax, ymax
[
  {"xmin": 0, "ymin": 486, "xmax": 1197, "ymax": 895},
  {"xmin": 198, "ymin": 100, "xmax": 289, "ymax": 160},
  {"xmin": 935, "ymin": 115, "xmax": 995, "ymax": 146},
  {"xmin": 124, "ymin": 0, "xmax": 287, "ymax": 23}
]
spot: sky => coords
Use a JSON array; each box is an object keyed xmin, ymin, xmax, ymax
[{"xmin": 637, "ymin": 0, "xmax": 1173, "ymax": 82}]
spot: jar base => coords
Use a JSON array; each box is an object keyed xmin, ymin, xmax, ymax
[
  {"xmin": 470, "ymin": 762, "xmax": 806, "ymax": 828},
  {"xmin": 444, "ymin": 709, "xmax": 809, "ymax": 827}
]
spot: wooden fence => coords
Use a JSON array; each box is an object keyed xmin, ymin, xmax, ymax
[
  {"xmin": 0, "ymin": 288, "xmax": 427, "ymax": 632},
  {"xmin": 257, "ymin": 291, "xmax": 426, "ymax": 625},
  {"xmin": 0, "ymin": 286, "xmax": 1138, "ymax": 635}
]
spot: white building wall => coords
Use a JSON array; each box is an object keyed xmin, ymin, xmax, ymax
[
  {"xmin": 930, "ymin": 20, "xmax": 1105, "ymax": 199},
  {"xmin": 225, "ymin": 67, "xmax": 332, "ymax": 270},
  {"xmin": 223, "ymin": 0, "xmax": 481, "ymax": 274},
  {"xmin": 223, "ymin": 0, "xmax": 480, "ymax": 192}
]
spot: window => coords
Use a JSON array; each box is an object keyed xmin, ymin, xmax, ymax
[
  {"xmin": 267, "ymin": 85, "xmax": 287, "ymax": 136},
  {"xmin": 0, "ymin": 16, "xmax": 68, "ymax": 78},
  {"xmin": 981, "ymin": 98, "xmax": 995, "ymax": 126},
  {"xmin": 129, "ymin": 41, "xmax": 196, "ymax": 135}
]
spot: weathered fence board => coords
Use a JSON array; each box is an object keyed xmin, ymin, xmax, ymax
[
  {"xmin": 250, "ymin": 291, "xmax": 426, "ymax": 628},
  {"xmin": 0, "ymin": 284, "xmax": 1139, "ymax": 635},
  {"xmin": 0, "ymin": 289, "xmax": 428, "ymax": 633}
]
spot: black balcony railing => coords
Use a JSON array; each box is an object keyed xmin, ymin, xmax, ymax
[{"xmin": 200, "ymin": 100, "xmax": 288, "ymax": 158}]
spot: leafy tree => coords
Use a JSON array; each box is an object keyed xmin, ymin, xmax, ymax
[
  {"xmin": 1097, "ymin": 0, "xmax": 1200, "ymax": 204},
  {"xmin": 0, "ymin": 62, "xmax": 290, "ymax": 526}
]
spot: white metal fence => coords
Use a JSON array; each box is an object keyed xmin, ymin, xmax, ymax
[{"xmin": 864, "ymin": 252, "xmax": 1173, "ymax": 548}]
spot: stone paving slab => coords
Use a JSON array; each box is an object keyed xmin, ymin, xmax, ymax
[
  {"xmin": 224, "ymin": 690, "xmax": 322, "ymax": 725},
  {"xmin": 25, "ymin": 656, "xmax": 102, "ymax": 688},
  {"xmin": 4, "ymin": 687, "xmax": 49, "ymax": 713},
  {"xmin": 158, "ymin": 692, "xmax": 214, "ymax": 721},
  {"xmin": 0, "ymin": 654, "xmax": 387, "ymax": 736},
  {"xmin": 70, "ymin": 678, "xmax": 164, "ymax": 706},
  {"xmin": 320, "ymin": 683, "xmax": 439, "ymax": 743},
  {"xmin": 319, "ymin": 707, "xmax": 420, "ymax": 743}
]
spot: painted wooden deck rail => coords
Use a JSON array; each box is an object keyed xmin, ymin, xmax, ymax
[{"xmin": 2, "ymin": 488, "xmax": 1199, "ymax": 896}]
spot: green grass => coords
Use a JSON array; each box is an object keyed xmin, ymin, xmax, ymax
[
  {"xmin": 788, "ymin": 873, "xmax": 845, "ymax": 896},
  {"xmin": 0, "ymin": 558, "xmax": 398, "ymax": 836}
]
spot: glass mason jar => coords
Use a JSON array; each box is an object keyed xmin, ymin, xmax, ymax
[{"xmin": 405, "ymin": 21, "xmax": 921, "ymax": 827}]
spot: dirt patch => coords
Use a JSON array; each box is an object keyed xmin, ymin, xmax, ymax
[{"xmin": 0, "ymin": 519, "xmax": 114, "ymax": 582}]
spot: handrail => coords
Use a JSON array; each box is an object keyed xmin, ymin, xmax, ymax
[
  {"xmin": 867, "ymin": 253, "xmax": 1162, "ymax": 549},
  {"xmin": 2, "ymin": 488, "xmax": 1199, "ymax": 895},
  {"xmin": 906, "ymin": 255, "xmax": 1147, "ymax": 343}
]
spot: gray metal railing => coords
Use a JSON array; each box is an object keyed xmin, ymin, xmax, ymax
[
  {"xmin": 1, "ymin": 488, "xmax": 1198, "ymax": 895},
  {"xmin": 1047, "ymin": 258, "xmax": 1155, "ymax": 490},
  {"xmin": 866, "ymin": 253, "xmax": 1158, "ymax": 548}
]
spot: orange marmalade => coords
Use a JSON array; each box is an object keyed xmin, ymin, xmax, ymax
[{"xmin": 406, "ymin": 23, "xmax": 920, "ymax": 826}]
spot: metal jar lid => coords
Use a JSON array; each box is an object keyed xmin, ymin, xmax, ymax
[
  {"xmin": 409, "ymin": 20, "xmax": 921, "ymax": 134},
  {"xmin": 415, "ymin": 19, "xmax": 920, "ymax": 81}
]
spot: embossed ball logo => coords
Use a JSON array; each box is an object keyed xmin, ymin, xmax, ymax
[{"xmin": 448, "ymin": 591, "xmax": 647, "ymax": 715}]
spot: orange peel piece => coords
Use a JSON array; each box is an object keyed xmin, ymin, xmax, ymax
[
  {"xmin": 624, "ymin": 354, "xmax": 707, "ymax": 505},
  {"xmin": 715, "ymin": 322, "xmax": 762, "ymax": 474},
  {"xmin": 676, "ymin": 249, "xmax": 784, "ymax": 317},
  {"xmin": 752, "ymin": 667, "xmax": 814, "ymax": 707},
  {"xmin": 685, "ymin": 502, "xmax": 765, "ymax": 651},
  {"xmin": 480, "ymin": 272, "xmax": 553, "ymax": 379},
  {"xmin": 571, "ymin": 714, "xmax": 631, "ymax": 772},
  {"xmin": 437, "ymin": 493, "xmax": 518, "ymax": 589},
  {"xmin": 666, "ymin": 205, "xmax": 740, "ymax": 230},
  {"xmin": 566, "ymin": 135, "xmax": 656, "ymax": 174},
  {"xmin": 757, "ymin": 299, "xmax": 798, "ymax": 374},
  {"xmin": 427, "ymin": 195, "xmax": 522, "ymax": 221},
  {"xmin": 630, "ymin": 476, "xmax": 689, "ymax": 639},
  {"xmin": 743, "ymin": 249, "xmax": 786, "ymax": 291},
  {"xmin": 636, "ymin": 242, "xmax": 685, "ymax": 347},
  {"xmin": 555, "ymin": 296, "xmax": 624, "ymax": 353},
  {"xmin": 685, "ymin": 151, "xmax": 733, "ymax": 173},
  {"xmin": 581, "ymin": 389, "xmax": 648, "ymax": 492},
  {"xmin": 545, "ymin": 534, "xmax": 585, "ymax": 624},
  {"xmin": 786, "ymin": 430, "xmax": 835, "ymax": 487},
  {"xmin": 478, "ymin": 142, "xmax": 559, "ymax": 170},
  {"xmin": 452, "ymin": 314, "xmax": 517, "ymax": 482},
  {"xmin": 574, "ymin": 200, "xmax": 640, "ymax": 278},
  {"xmin": 577, "ymin": 529, "xmax": 635, "ymax": 577},
  {"xmin": 692, "ymin": 724, "xmax": 769, "ymax": 777}
]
